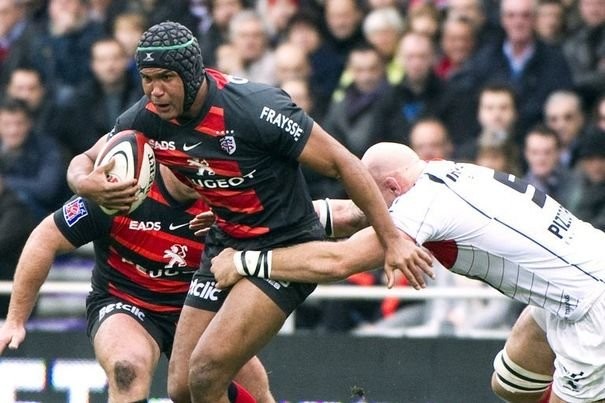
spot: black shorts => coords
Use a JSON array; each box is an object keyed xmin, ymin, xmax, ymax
[
  {"xmin": 185, "ymin": 219, "xmax": 324, "ymax": 315},
  {"xmin": 86, "ymin": 293, "xmax": 181, "ymax": 358}
]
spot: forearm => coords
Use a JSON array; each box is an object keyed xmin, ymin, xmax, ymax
[
  {"xmin": 6, "ymin": 218, "xmax": 73, "ymax": 324},
  {"xmin": 314, "ymin": 199, "xmax": 368, "ymax": 238},
  {"xmin": 67, "ymin": 152, "xmax": 95, "ymax": 194}
]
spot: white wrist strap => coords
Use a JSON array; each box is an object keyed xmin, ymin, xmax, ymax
[
  {"xmin": 317, "ymin": 198, "xmax": 334, "ymax": 237},
  {"xmin": 233, "ymin": 250, "xmax": 272, "ymax": 279}
]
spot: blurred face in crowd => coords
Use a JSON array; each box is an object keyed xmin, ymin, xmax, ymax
[
  {"xmin": 266, "ymin": 0, "xmax": 298, "ymax": 34},
  {"xmin": 500, "ymin": 0, "xmax": 536, "ymax": 46},
  {"xmin": 7, "ymin": 70, "xmax": 45, "ymax": 110},
  {"xmin": 478, "ymin": 90, "xmax": 517, "ymax": 134},
  {"xmin": 281, "ymin": 79, "xmax": 313, "ymax": 113},
  {"xmin": 287, "ymin": 21, "xmax": 322, "ymax": 54},
  {"xmin": 49, "ymin": 0, "xmax": 87, "ymax": 34},
  {"xmin": 230, "ymin": 14, "xmax": 268, "ymax": 63},
  {"xmin": 579, "ymin": 0, "xmax": 605, "ymax": 27},
  {"xmin": 349, "ymin": 48, "xmax": 385, "ymax": 93},
  {"xmin": 365, "ymin": 20, "xmax": 402, "ymax": 60},
  {"xmin": 441, "ymin": 18, "xmax": 475, "ymax": 67},
  {"xmin": 524, "ymin": 131, "xmax": 560, "ymax": 178},
  {"xmin": 274, "ymin": 43, "xmax": 310, "ymax": 84},
  {"xmin": 447, "ymin": 0, "xmax": 485, "ymax": 30},
  {"xmin": 325, "ymin": 0, "xmax": 363, "ymax": 40},
  {"xmin": 410, "ymin": 120, "xmax": 453, "ymax": 160},
  {"xmin": 212, "ymin": 0, "xmax": 244, "ymax": 29},
  {"xmin": 597, "ymin": 98, "xmax": 605, "ymax": 132},
  {"xmin": 113, "ymin": 15, "xmax": 145, "ymax": 58},
  {"xmin": 215, "ymin": 43, "xmax": 242, "ymax": 74},
  {"xmin": 0, "ymin": 0, "xmax": 24, "ymax": 38},
  {"xmin": 409, "ymin": 9, "xmax": 440, "ymax": 39},
  {"xmin": 91, "ymin": 40, "xmax": 128, "ymax": 88},
  {"xmin": 476, "ymin": 147, "xmax": 508, "ymax": 172},
  {"xmin": 545, "ymin": 95, "xmax": 584, "ymax": 147},
  {"xmin": 581, "ymin": 156, "xmax": 605, "ymax": 183},
  {"xmin": 535, "ymin": 1, "xmax": 564, "ymax": 42},
  {"xmin": 397, "ymin": 33, "xmax": 435, "ymax": 85},
  {"xmin": 0, "ymin": 108, "xmax": 32, "ymax": 151}
]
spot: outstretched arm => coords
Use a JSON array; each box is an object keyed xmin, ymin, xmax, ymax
[
  {"xmin": 0, "ymin": 216, "xmax": 76, "ymax": 354},
  {"xmin": 67, "ymin": 134, "xmax": 139, "ymax": 213},
  {"xmin": 300, "ymin": 123, "xmax": 433, "ymax": 287},
  {"xmin": 211, "ymin": 227, "xmax": 435, "ymax": 289}
]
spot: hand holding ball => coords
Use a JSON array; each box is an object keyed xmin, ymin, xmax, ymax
[{"xmin": 94, "ymin": 130, "xmax": 156, "ymax": 215}]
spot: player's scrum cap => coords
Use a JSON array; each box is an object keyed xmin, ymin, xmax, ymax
[{"xmin": 135, "ymin": 21, "xmax": 204, "ymax": 111}]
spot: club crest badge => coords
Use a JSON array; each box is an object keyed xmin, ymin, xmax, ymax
[{"xmin": 219, "ymin": 135, "xmax": 236, "ymax": 155}]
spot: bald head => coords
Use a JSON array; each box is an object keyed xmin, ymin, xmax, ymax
[{"xmin": 362, "ymin": 142, "xmax": 426, "ymax": 206}]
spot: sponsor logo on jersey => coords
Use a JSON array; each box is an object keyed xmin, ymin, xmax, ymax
[
  {"xmin": 148, "ymin": 139, "xmax": 176, "ymax": 150},
  {"xmin": 188, "ymin": 279, "xmax": 222, "ymax": 301},
  {"xmin": 264, "ymin": 278, "xmax": 290, "ymax": 290},
  {"xmin": 129, "ymin": 220, "xmax": 161, "ymax": 231},
  {"xmin": 187, "ymin": 158, "xmax": 216, "ymax": 176},
  {"xmin": 163, "ymin": 244, "xmax": 189, "ymax": 268},
  {"xmin": 169, "ymin": 222, "xmax": 189, "ymax": 230},
  {"xmin": 259, "ymin": 106, "xmax": 303, "ymax": 141},
  {"xmin": 99, "ymin": 302, "xmax": 145, "ymax": 321},
  {"xmin": 189, "ymin": 169, "xmax": 257, "ymax": 189},
  {"xmin": 183, "ymin": 141, "xmax": 202, "ymax": 151},
  {"xmin": 218, "ymin": 131, "xmax": 236, "ymax": 155},
  {"xmin": 547, "ymin": 205, "xmax": 574, "ymax": 241},
  {"xmin": 63, "ymin": 198, "xmax": 88, "ymax": 227}
]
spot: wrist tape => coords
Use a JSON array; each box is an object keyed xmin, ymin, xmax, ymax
[
  {"xmin": 233, "ymin": 250, "xmax": 272, "ymax": 278},
  {"xmin": 318, "ymin": 198, "xmax": 334, "ymax": 237}
]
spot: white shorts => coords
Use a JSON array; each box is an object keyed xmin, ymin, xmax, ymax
[{"xmin": 546, "ymin": 291, "xmax": 605, "ymax": 402}]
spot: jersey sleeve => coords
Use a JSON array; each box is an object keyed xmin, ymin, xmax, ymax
[
  {"xmin": 388, "ymin": 181, "xmax": 439, "ymax": 245},
  {"xmin": 53, "ymin": 196, "xmax": 113, "ymax": 247},
  {"xmin": 246, "ymin": 87, "xmax": 314, "ymax": 159}
]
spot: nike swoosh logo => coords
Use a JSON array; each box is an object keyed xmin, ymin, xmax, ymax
[
  {"xmin": 183, "ymin": 142, "xmax": 202, "ymax": 151},
  {"xmin": 169, "ymin": 223, "xmax": 189, "ymax": 230}
]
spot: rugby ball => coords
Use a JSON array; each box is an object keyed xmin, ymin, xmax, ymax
[{"xmin": 94, "ymin": 130, "xmax": 156, "ymax": 215}]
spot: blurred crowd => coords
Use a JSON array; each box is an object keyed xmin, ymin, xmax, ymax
[{"xmin": 0, "ymin": 0, "xmax": 603, "ymax": 334}]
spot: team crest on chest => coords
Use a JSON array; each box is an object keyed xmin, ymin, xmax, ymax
[{"xmin": 218, "ymin": 131, "xmax": 236, "ymax": 155}]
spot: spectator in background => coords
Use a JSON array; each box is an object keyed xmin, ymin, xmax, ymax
[
  {"xmin": 24, "ymin": 0, "xmax": 105, "ymax": 104},
  {"xmin": 435, "ymin": 15, "xmax": 477, "ymax": 81},
  {"xmin": 257, "ymin": 0, "xmax": 299, "ymax": 45},
  {"xmin": 475, "ymin": 130, "xmax": 522, "ymax": 176},
  {"xmin": 0, "ymin": 0, "xmax": 36, "ymax": 88},
  {"xmin": 564, "ymin": 131, "xmax": 605, "ymax": 231},
  {"xmin": 281, "ymin": 78, "xmax": 314, "ymax": 117},
  {"xmin": 409, "ymin": 117, "xmax": 454, "ymax": 161},
  {"xmin": 57, "ymin": 37, "xmax": 143, "ymax": 158},
  {"xmin": 407, "ymin": 2, "xmax": 441, "ymax": 41},
  {"xmin": 214, "ymin": 42, "xmax": 243, "ymax": 75},
  {"xmin": 523, "ymin": 124, "xmax": 573, "ymax": 204},
  {"xmin": 273, "ymin": 42, "xmax": 311, "ymax": 85},
  {"xmin": 227, "ymin": 10, "xmax": 277, "ymax": 85},
  {"xmin": 0, "ymin": 179, "xmax": 36, "ymax": 318},
  {"xmin": 5, "ymin": 66, "xmax": 61, "ymax": 141},
  {"xmin": 323, "ymin": 44, "xmax": 400, "ymax": 161},
  {"xmin": 544, "ymin": 90, "xmax": 587, "ymax": 168},
  {"xmin": 535, "ymin": 0, "xmax": 567, "ymax": 45},
  {"xmin": 456, "ymin": 84, "xmax": 518, "ymax": 160},
  {"xmin": 469, "ymin": 0, "xmax": 573, "ymax": 138},
  {"xmin": 112, "ymin": 11, "xmax": 147, "ymax": 83},
  {"xmin": 562, "ymin": 0, "xmax": 605, "ymax": 108},
  {"xmin": 592, "ymin": 94, "xmax": 605, "ymax": 132},
  {"xmin": 199, "ymin": 0, "xmax": 244, "ymax": 68},
  {"xmin": 391, "ymin": 31, "xmax": 442, "ymax": 138},
  {"xmin": 446, "ymin": 0, "xmax": 502, "ymax": 49},
  {"xmin": 361, "ymin": 7, "xmax": 405, "ymax": 85},
  {"xmin": 0, "ymin": 98, "xmax": 66, "ymax": 220}
]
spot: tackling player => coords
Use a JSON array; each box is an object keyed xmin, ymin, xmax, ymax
[
  {"xmin": 211, "ymin": 142, "xmax": 605, "ymax": 403},
  {"xmin": 0, "ymin": 165, "xmax": 269, "ymax": 403}
]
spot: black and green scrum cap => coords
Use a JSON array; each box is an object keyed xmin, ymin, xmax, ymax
[{"xmin": 135, "ymin": 21, "xmax": 205, "ymax": 111}]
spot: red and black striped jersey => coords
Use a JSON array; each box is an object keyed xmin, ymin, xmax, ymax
[
  {"xmin": 54, "ymin": 173, "xmax": 209, "ymax": 314},
  {"xmin": 111, "ymin": 69, "xmax": 319, "ymax": 244}
]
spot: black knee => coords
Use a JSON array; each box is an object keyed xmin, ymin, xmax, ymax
[{"xmin": 114, "ymin": 360, "xmax": 137, "ymax": 391}]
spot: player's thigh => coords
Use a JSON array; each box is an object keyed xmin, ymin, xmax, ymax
[
  {"xmin": 168, "ymin": 304, "xmax": 215, "ymax": 384},
  {"xmin": 505, "ymin": 306, "xmax": 554, "ymax": 374},
  {"xmin": 193, "ymin": 278, "xmax": 286, "ymax": 371},
  {"xmin": 93, "ymin": 313, "xmax": 160, "ymax": 381}
]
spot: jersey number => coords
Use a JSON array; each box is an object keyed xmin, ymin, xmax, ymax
[{"xmin": 493, "ymin": 171, "xmax": 547, "ymax": 208}]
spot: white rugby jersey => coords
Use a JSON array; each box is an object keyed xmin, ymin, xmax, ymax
[{"xmin": 390, "ymin": 160, "xmax": 605, "ymax": 321}]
